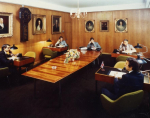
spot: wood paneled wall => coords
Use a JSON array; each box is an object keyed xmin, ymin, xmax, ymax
[
  {"xmin": 0, "ymin": 2, "xmax": 71, "ymax": 63},
  {"xmin": 72, "ymin": 9, "xmax": 150, "ymax": 58}
]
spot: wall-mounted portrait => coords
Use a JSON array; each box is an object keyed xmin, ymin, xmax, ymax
[
  {"xmin": 32, "ymin": 14, "xmax": 46, "ymax": 35},
  {"xmin": 115, "ymin": 18, "xmax": 127, "ymax": 33},
  {"xmin": 85, "ymin": 20, "xmax": 95, "ymax": 32},
  {"xmin": 100, "ymin": 20, "xmax": 109, "ymax": 32},
  {"xmin": 52, "ymin": 15, "xmax": 61, "ymax": 34},
  {"xmin": 0, "ymin": 12, "xmax": 13, "ymax": 38}
]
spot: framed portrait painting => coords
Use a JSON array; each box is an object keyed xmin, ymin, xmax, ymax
[
  {"xmin": 100, "ymin": 20, "xmax": 109, "ymax": 32},
  {"xmin": 115, "ymin": 18, "xmax": 127, "ymax": 33},
  {"xmin": 52, "ymin": 15, "xmax": 61, "ymax": 34},
  {"xmin": 0, "ymin": 12, "xmax": 13, "ymax": 38},
  {"xmin": 85, "ymin": 20, "xmax": 95, "ymax": 32},
  {"xmin": 32, "ymin": 14, "xmax": 46, "ymax": 35}
]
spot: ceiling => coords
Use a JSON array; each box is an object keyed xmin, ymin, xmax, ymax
[
  {"xmin": 41, "ymin": 0, "xmax": 145, "ymax": 8},
  {"xmin": 0, "ymin": 0, "xmax": 149, "ymax": 12}
]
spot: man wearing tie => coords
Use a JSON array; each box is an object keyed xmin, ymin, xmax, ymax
[
  {"xmin": 118, "ymin": 39, "xmax": 136, "ymax": 53},
  {"xmin": 87, "ymin": 37, "xmax": 101, "ymax": 50}
]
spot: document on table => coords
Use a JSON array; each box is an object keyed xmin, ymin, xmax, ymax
[{"xmin": 109, "ymin": 71, "xmax": 126, "ymax": 78}]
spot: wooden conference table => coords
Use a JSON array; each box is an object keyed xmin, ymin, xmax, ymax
[
  {"xmin": 43, "ymin": 46, "xmax": 68, "ymax": 52},
  {"xmin": 95, "ymin": 66, "xmax": 150, "ymax": 93},
  {"xmin": 22, "ymin": 50, "xmax": 101, "ymax": 105}
]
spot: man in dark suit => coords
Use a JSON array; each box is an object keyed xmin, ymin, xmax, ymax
[
  {"xmin": 102, "ymin": 57, "xmax": 144, "ymax": 100},
  {"xmin": 0, "ymin": 44, "xmax": 14, "ymax": 68}
]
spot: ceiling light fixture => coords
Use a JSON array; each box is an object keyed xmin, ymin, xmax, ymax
[{"xmin": 70, "ymin": 0, "xmax": 87, "ymax": 19}]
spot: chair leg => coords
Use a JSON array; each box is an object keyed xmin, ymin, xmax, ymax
[{"xmin": 7, "ymin": 76, "xmax": 11, "ymax": 87}]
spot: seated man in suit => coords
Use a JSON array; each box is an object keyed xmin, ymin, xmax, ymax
[
  {"xmin": 118, "ymin": 39, "xmax": 136, "ymax": 53},
  {"xmin": 0, "ymin": 44, "xmax": 14, "ymax": 68},
  {"xmin": 102, "ymin": 57, "xmax": 144, "ymax": 100},
  {"xmin": 55, "ymin": 36, "xmax": 67, "ymax": 47},
  {"xmin": 87, "ymin": 37, "xmax": 101, "ymax": 50}
]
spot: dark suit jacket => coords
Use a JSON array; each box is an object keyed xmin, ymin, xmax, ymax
[
  {"xmin": 0, "ymin": 51, "xmax": 13, "ymax": 68},
  {"xmin": 114, "ymin": 71, "xmax": 144, "ymax": 97}
]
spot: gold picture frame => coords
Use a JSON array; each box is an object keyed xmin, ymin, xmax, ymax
[
  {"xmin": 115, "ymin": 18, "xmax": 127, "ymax": 33},
  {"xmin": 100, "ymin": 20, "xmax": 109, "ymax": 32},
  {"xmin": 0, "ymin": 12, "xmax": 13, "ymax": 38},
  {"xmin": 32, "ymin": 14, "xmax": 46, "ymax": 35},
  {"xmin": 85, "ymin": 20, "xmax": 95, "ymax": 32},
  {"xmin": 52, "ymin": 15, "xmax": 62, "ymax": 34}
]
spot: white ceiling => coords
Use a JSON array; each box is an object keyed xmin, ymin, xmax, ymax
[
  {"xmin": 41, "ymin": 0, "xmax": 145, "ymax": 8},
  {"xmin": 0, "ymin": 0, "xmax": 149, "ymax": 12}
]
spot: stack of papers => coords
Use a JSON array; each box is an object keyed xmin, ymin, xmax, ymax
[{"xmin": 109, "ymin": 71, "xmax": 126, "ymax": 78}]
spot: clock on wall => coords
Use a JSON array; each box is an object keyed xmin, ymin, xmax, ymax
[{"xmin": 19, "ymin": 7, "xmax": 31, "ymax": 42}]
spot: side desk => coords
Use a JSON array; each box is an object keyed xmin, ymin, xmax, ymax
[
  {"xmin": 111, "ymin": 53, "xmax": 144, "ymax": 59},
  {"xmin": 95, "ymin": 66, "xmax": 150, "ymax": 93},
  {"xmin": 43, "ymin": 46, "xmax": 68, "ymax": 52}
]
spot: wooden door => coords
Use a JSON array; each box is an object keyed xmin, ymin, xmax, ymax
[{"xmin": 64, "ymin": 22, "xmax": 72, "ymax": 49}]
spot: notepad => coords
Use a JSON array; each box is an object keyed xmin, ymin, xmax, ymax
[{"xmin": 109, "ymin": 71, "xmax": 126, "ymax": 78}]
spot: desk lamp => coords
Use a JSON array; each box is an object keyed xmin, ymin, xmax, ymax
[
  {"xmin": 47, "ymin": 38, "xmax": 52, "ymax": 42},
  {"xmin": 10, "ymin": 44, "xmax": 18, "ymax": 50},
  {"xmin": 134, "ymin": 43, "xmax": 150, "ymax": 70},
  {"xmin": 47, "ymin": 38, "xmax": 53, "ymax": 47}
]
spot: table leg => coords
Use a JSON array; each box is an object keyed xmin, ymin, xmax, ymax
[
  {"xmin": 59, "ymin": 81, "xmax": 61, "ymax": 107},
  {"xmin": 95, "ymin": 80, "xmax": 98, "ymax": 94},
  {"xmin": 34, "ymin": 79, "xmax": 36, "ymax": 99}
]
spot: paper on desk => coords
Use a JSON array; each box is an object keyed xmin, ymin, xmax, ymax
[
  {"xmin": 57, "ymin": 45, "xmax": 64, "ymax": 48},
  {"xmin": 80, "ymin": 47, "xmax": 87, "ymax": 50},
  {"xmin": 109, "ymin": 71, "xmax": 126, "ymax": 78}
]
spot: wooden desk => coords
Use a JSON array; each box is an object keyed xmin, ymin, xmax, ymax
[
  {"xmin": 22, "ymin": 50, "xmax": 101, "ymax": 106},
  {"xmin": 8, "ymin": 56, "xmax": 34, "ymax": 67},
  {"xmin": 95, "ymin": 66, "xmax": 150, "ymax": 92},
  {"xmin": 43, "ymin": 46, "xmax": 68, "ymax": 52},
  {"xmin": 111, "ymin": 53, "xmax": 144, "ymax": 59}
]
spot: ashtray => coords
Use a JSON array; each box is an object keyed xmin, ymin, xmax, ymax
[{"xmin": 52, "ymin": 66, "xmax": 57, "ymax": 69}]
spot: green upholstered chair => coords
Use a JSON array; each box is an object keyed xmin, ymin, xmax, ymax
[
  {"xmin": 67, "ymin": 44, "xmax": 69, "ymax": 50},
  {"xmin": 114, "ymin": 61, "xmax": 126, "ymax": 69},
  {"xmin": 0, "ymin": 67, "xmax": 9, "ymax": 79},
  {"xmin": 100, "ymin": 90, "xmax": 144, "ymax": 116},
  {"xmin": 23, "ymin": 51, "xmax": 36, "ymax": 71},
  {"xmin": 42, "ymin": 48, "xmax": 57, "ymax": 59},
  {"xmin": 116, "ymin": 55, "xmax": 131, "ymax": 62}
]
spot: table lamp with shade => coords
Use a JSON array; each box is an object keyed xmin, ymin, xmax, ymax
[
  {"xmin": 10, "ymin": 44, "xmax": 18, "ymax": 50},
  {"xmin": 47, "ymin": 38, "xmax": 53, "ymax": 47},
  {"xmin": 134, "ymin": 43, "xmax": 150, "ymax": 70}
]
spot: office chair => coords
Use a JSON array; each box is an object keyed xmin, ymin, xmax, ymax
[
  {"xmin": 101, "ymin": 90, "xmax": 144, "ymax": 116},
  {"xmin": 23, "ymin": 51, "xmax": 36, "ymax": 71},
  {"xmin": 116, "ymin": 55, "xmax": 130, "ymax": 62},
  {"xmin": 42, "ymin": 48, "xmax": 57, "ymax": 60},
  {"xmin": 114, "ymin": 61, "xmax": 126, "ymax": 69},
  {"xmin": 0, "ymin": 67, "xmax": 10, "ymax": 85}
]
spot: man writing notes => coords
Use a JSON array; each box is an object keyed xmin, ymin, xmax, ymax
[
  {"xmin": 102, "ymin": 57, "xmax": 144, "ymax": 100},
  {"xmin": 55, "ymin": 36, "xmax": 67, "ymax": 47},
  {"xmin": 87, "ymin": 37, "xmax": 101, "ymax": 50},
  {"xmin": 118, "ymin": 39, "xmax": 136, "ymax": 53}
]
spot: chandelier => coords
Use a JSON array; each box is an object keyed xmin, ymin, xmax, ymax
[{"xmin": 70, "ymin": 0, "xmax": 87, "ymax": 19}]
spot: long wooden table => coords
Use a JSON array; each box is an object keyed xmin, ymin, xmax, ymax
[
  {"xmin": 43, "ymin": 46, "xmax": 68, "ymax": 52},
  {"xmin": 22, "ymin": 50, "xmax": 101, "ymax": 105},
  {"xmin": 95, "ymin": 66, "xmax": 150, "ymax": 93}
]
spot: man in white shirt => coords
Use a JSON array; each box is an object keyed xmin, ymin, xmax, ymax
[
  {"xmin": 118, "ymin": 39, "xmax": 136, "ymax": 53},
  {"xmin": 55, "ymin": 36, "xmax": 67, "ymax": 47}
]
